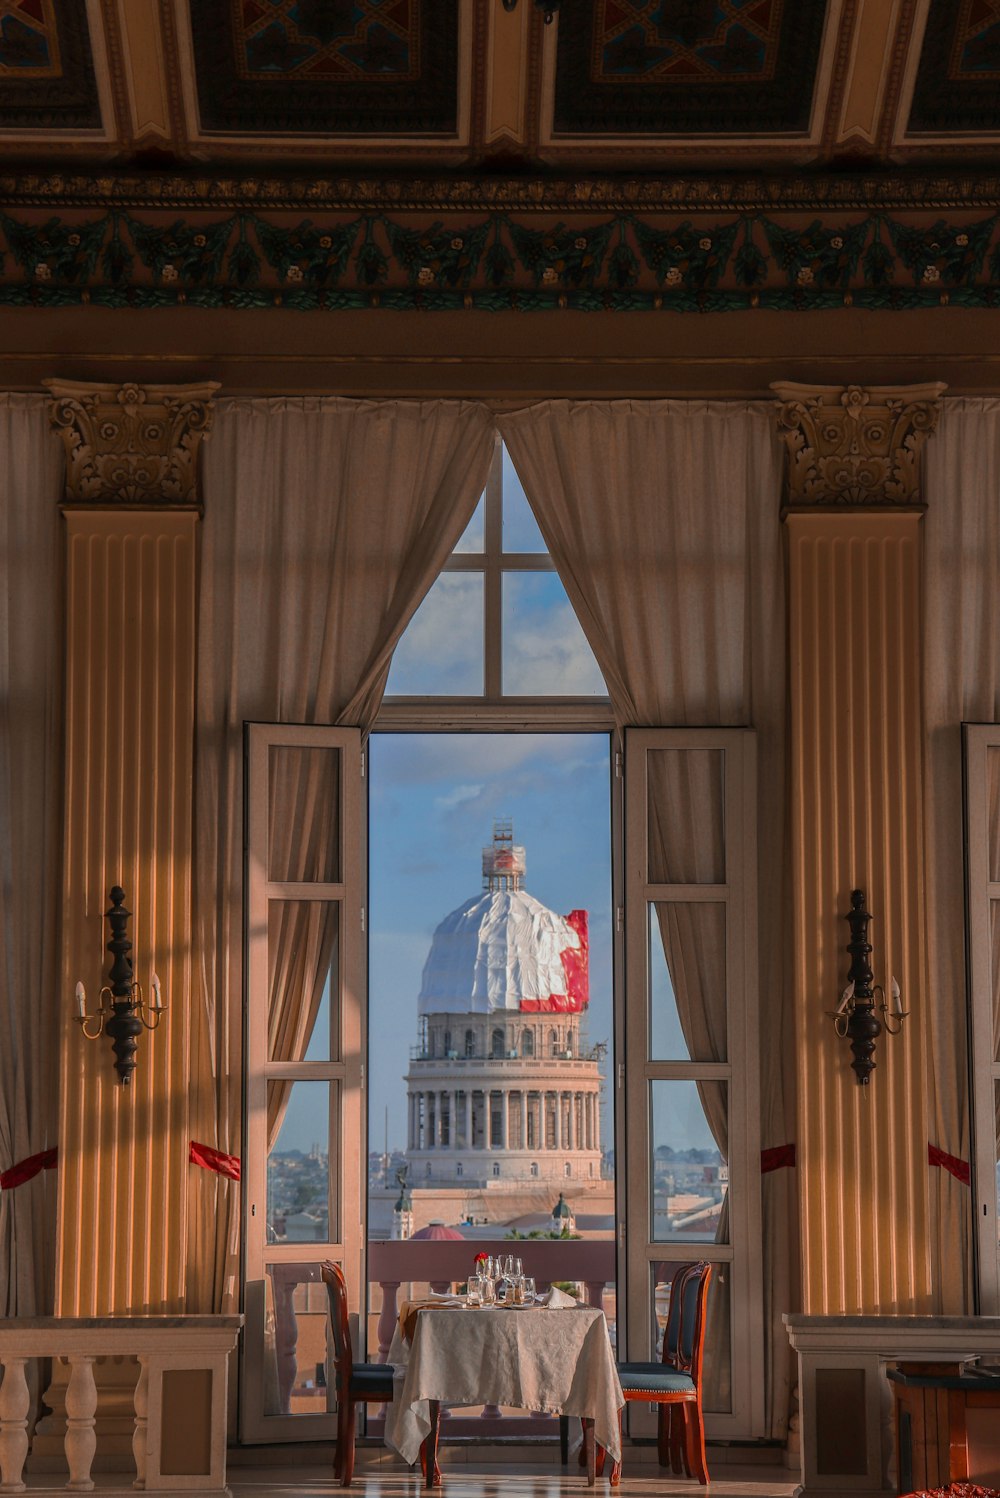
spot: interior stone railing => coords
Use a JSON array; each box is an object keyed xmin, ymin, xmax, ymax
[{"xmin": 0, "ymin": 1316, "xmax": 241, "ymax": 1496}]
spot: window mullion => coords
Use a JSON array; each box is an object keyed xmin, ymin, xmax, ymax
[{"xmin": 484, "ymin": 441, "xmax": 503, "ymax": 700}]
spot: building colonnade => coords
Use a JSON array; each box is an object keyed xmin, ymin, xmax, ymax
[{"xmin": 407, "ymin": 1086, "xmax": 600, "ymax": 1153}]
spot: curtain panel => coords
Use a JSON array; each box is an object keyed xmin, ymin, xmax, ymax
[
  {"xmin": 498, "ymin": 398, "xmax": 794, "ymax": 1436},
  {"xmin": 0, "ymin": 395, "xmax": 63, "ymax": 1320},
  {"xmin": 192, "ymin": 396, "xmax": 495, "ymax": 1310},
  {"xmin": 923, "ymin": 397, "xmax": 1000, "ymax": 1312}
]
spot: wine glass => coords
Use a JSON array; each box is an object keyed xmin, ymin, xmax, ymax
[{"xmin": 523, "ymin": 1276, "xmax": 536, "ymax": 1303}]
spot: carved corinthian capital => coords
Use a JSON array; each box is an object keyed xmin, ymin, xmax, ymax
[
  {"xmin": 44, "ymin": 379, "xmax": 220, "ymax": 506},
  {"xmin": 771, "ymin": 381, "xmax": 946, "ymax": 510}
]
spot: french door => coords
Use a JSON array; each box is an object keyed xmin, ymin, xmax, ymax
[
  {"xmin": 241, "ymin": 723, "xmax": 366, "ymax": 1442},
  {"xmin": 623, "ymin": 728, "xmax": 764, "ymax": 1439}
]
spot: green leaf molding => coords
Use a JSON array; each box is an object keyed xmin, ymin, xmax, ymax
[{"xmin": 0, "ymin": 206, "xmax": 1000, "ymax": 311}]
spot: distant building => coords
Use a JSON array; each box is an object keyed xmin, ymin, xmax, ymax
[{"xmin": 404, "ymin": 824, "xmax": 605, "ymax": 1193}]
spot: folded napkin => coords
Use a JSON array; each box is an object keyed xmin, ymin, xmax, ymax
[
  {"xmin": 544, "ymin": 1286, "xmax": 580, "ymax": 1308},
  {"xmin": 398, "ymin": 1296, "xmax": 463, "ymax": 1344}
]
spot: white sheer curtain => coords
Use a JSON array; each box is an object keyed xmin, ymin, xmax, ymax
[
  {"xmin": 498, "ymin": 398, "xmax": 794, "ymax": 1435},
  {"xmin": 923, "ymin": 397, "xmax": 1000, "ymax": 1312},
  {"xmin": 0, "ymin": 395, "xmax": 62, "ymax": 1319},
  {"xmin": 190, "ymin": 396, "xmax": 495, "ymax": 1311}
]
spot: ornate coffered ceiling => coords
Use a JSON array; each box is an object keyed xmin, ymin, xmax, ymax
[{"xmin": 0, "ymin": 0, "xmax": 996, "ymax": 173}]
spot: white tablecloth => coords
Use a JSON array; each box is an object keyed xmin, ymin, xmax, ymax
[{"xmin": 383, "ymin": 1305, "xmax": 624, "ymax": 1464}]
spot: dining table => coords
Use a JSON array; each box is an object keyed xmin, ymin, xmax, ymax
[{"xmin": 383, "ymin": 1298, "xmax": 624, "ymax": 1488}]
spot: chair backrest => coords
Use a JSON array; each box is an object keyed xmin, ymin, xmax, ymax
[
  {"xmin": 660, "ymin": 1262, "xmax": 698, "ymax": 1366},
  {"xmin": 674, "ymin": 1260, "xmax": 712, "ymax": 1384},
  {"xmin": 320, "ymin": 1260, "xmax": 353, "ymax": 1393}
]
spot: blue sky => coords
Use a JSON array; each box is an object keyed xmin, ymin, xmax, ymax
[{"xmin": 368, "ymin": 732, "xmax": 614, "ymax": 1154}]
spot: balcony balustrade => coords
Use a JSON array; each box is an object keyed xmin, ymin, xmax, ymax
[{"xmin": 0, "ymin": 1317, "xmax": 240, "ymax": 1496}]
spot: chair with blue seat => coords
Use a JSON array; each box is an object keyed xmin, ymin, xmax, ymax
[
  {"xmin": 611, "ymin": 1259, "xmax": 713, "ymax": 1487},
  {"xmin": 321, "ymin": 1260, "xmax": 395, "ymax": 1488}
]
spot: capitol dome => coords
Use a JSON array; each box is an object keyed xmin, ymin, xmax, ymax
[{"xmin": 418, "ymin": 887, "xmax": 588, "ymax": 1017}]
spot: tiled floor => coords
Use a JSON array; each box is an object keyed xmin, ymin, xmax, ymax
[{"xmin": 230, "ymin": 1462, "xmax": 799, "ymax": 1496}]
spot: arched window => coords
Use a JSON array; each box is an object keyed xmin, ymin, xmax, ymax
[
  {"xmin": 521, "ymin": 1029, "xmax": 534, "ymax": 1057},
  {"xmin": 464, "ymin": 1028, "xmax": 475, "ymax": 1057},
  {"xmin": 491, "ymin": 1027, "xmax": 504, "ymax": 1058},
  {"xmin": 493, "ymin": 1162, "xmax": 500, "ymax": 1178},
  {"xmin": 550, "ymin": 1029, "xmax": 560, "ymax": 1056},
  {"xmin": 443, "ymin": 1029, "xmax": 452, "ymax": 1055},
  {"xmin": 565, "ymin": 1161, "xmax": 571, "ymax": 1177},
  {"xmin": 456, "ymin": 1162, "xmax": 463, "ymax": 1177},
  {"xmin": 530, "ymin": 1161, "xmax": 539, "ymax": 1178}
]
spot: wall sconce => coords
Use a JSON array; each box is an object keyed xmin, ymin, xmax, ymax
[
  {"xmin": 501, "ymin": 0, "xmax": 560, "ymax": 22},
  {"xmin": 73, "ymin": 886, "xmax": 166, "ymax": 1086},
  {"xmin": 831, "ymin": 888, "xmax": 907, "ymax": 1085}
]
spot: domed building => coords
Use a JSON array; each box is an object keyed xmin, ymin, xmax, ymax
[{"xmin": 403, "ymin": 825, "xmax": 604, "ymax": 1191}]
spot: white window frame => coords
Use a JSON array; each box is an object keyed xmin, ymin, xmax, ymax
[
  {"xmin": 962, "ymin": 723, "xmax": 1000, "ymax": 1313},
  {"xmin": 241, "ymin": 722, "xmax": 365, "ymax": 1443},
  {"xmin": 623, "ymin": 727, "xmax": 764, "ymax": 1439}
]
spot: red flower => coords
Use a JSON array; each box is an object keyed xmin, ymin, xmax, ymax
[{"xmin": 474, "ymin": 1252, "xmax": 488, "ymax": 1263}]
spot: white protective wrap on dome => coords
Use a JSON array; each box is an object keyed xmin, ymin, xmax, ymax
[{"xmin": 418, "ymin": 888, "xmax": 585, "ymax": 1015}]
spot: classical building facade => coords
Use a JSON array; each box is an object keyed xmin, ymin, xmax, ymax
[{"xmin": 404, "ymin": 831, "xmax": 604, "ymax": 1186}]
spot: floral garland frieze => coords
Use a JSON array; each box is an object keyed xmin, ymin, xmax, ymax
[{"xmin": 1, "ymin": 207, "xmax": 1000, "ymax": 311}]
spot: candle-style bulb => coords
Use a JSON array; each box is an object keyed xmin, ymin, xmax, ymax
[
  {"xmin": 74, "ymin": 981, "xmax": 86, "ymax": 1018},
  {"xmin": 836, "ymin": 980, "xmax": 855, "ymax": 1015},
  {"xmin": 890, "ymin": 976, "xmax": 902, "ymax": 1014},
  {"xmin": 151, "ymin": 973, "xmax": 162, "ymax": 1011}
]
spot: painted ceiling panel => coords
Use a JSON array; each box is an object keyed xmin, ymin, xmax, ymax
[
  {"xmin": 551, "ymin": 0, "xmax": 829, "ymax": 135},
  {"xmin": 189, "ymin": 0, "xmax": 460, "ymax": 135},
  {"xmin": 0, "ymin": 0, "xmax": 100, "ymax": 130},
  {"xmin": 909, "ymin": 0, "xmax": 1000, "ymax": 133}
]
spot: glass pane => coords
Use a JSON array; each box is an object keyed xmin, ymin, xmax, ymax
[
  {"xmin": 649, "ymin": 903, "xmax": 727, "ymax": 1061},
  {"xmin": 502, "ymin": 445, "xmax": 547, "ymax": 552},
  {"xmin": 268, "ymin": 746, "xmax": 340, "ymax": 882},
  {"xmin": 652, "ymin": 1262, "xmax": 732, "ymax": 1415},
  {"xmin": 648, "ymin": 749, "xmax": 725, "ymax": 884},
  {"xmin": 267, "ymin": 1079, "xmax": 336, "ymax": 1244},
  {"xmin": 387, "ymin": 573, "xmax": 484, "ymax": 695},
  {"xmin": 263, "ymin": 1263, "xmax": 334, "ymax": 1417},
  {"xmin": 268, "ymin": 902, "xmax": 340, "ymax": 1062},
  {"xmin": 454, "ymin": 492, "xmax": 485, "ymax": 554},
  {"xmin": 989, "ymin": 747, "xmax": 1000, "ymax": 881},
  {"xmin": 992, "ymin": 902, "xmax": 1000, "ymax": 1062},
  {"xmin": 651, "ymin": 1080, "xmax": 729, "ymax": 1243},
  {"xmin": 502, "ymin": 572, "xmax": 607, "ymax": 696}
]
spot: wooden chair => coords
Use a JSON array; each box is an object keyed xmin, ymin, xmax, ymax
[
  {"xmin": 610, "ymin": 1260, "xmax": 713, "ymax": 1486},
  {"xmin": 321, "ymin": 1260, "xmax": 395, "ymax": 1488}
]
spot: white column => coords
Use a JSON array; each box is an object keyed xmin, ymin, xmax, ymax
[
  {"xmin": 520, "ymin": 1091, "xmax": 528, "ymax": 1153},
  {"xmin": 0, "ymin": 1355, "xmax": 30, "ymax": 1493},
  {"xmin": 132, "ymin": 1355, "xmax": 149, "ymax": 1491},
  {"xmin": 554, "ymin": 1092, "xmax": 563, "ymax": 1150},
  {"xmin": 64, "ymin": 1355, "xmax": 97, "ymax": 1492},
  {"xmin": 501, "ymin": 1089, "xmax": 509, "ymax": 1149}
]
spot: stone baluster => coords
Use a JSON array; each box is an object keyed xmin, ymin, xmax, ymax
[
  {"xmin": 376, "ymin": 1280, "xmax": 401, "ymax": 1363},
  {"xmin": 273, "ymin": 1273, "xmax": 299, "ymax": 1415},
  {"xmin": 0, "ymin": 1355, "xmax": 30, "ymax": 1493},
  {"xmin": 132, "ymin": 1355, "xmax": 149, "ymax": 1490},
  {"xmin": 64, "ymin": 1354, "xmax": 98, "ymax": 1492}
]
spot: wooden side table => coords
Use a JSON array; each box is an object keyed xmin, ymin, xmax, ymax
[{"xmin": 887, "ymin": 1362, "xmax": 1000, "ymax": 1494}]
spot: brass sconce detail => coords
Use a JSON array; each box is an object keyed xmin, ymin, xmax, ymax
[
  {"xmin": 73, "ymin": 886, "xmax": 166, "ymax": 1085},
  {"xmin": 831, "ymin": 889, "xmax": 907, "ymax": 1085}
]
